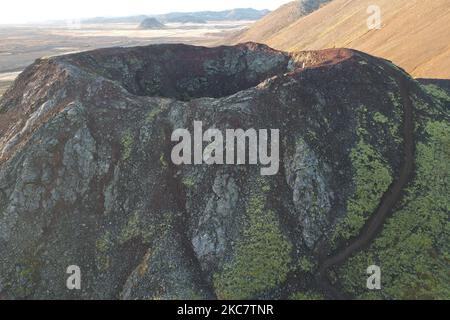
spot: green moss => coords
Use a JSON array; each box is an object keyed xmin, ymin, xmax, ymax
[
  {"xmin": 96, "ymin": 231, "xmax": 112, "ymax": 253},
  {"xmin": 412, "ymin": 92, "xmax": 448, "ymax": 120},
  {"xmin": 145, "ymin": 106, "xmax": 164, "ymax": 123},
  {"xmin": 419, "ymin": 84, "xmax": 450, "ymax": 116},
  {"xmin": 95, "ymin": 231, "xmax": 113, "ymax": 271},
  {"xmin": 173, "ymin": 288, "xmax": 204, "ymax": 300},
  {"xmin": 334, "ymin": 105, "xmax": 395, "ymax": 241},
  {"xmin": 159, "ymin": 153, "xmax": 169, "ymax": 170},
  {"xmin": 0, "ymin": 190, "xmax": 7, "ymax": 219},
  {"xmin": 10, "ymin": 255, "xmax": 41, "ymax": 297},
  {"xmin": 421, "ymin": 84, "xmax": 450, "ymax": 103},
  {"xmin": 373, "ymin": 112, "xmax": 388, "ymax": 124},
  {"xmin": 334, "ymin": 139, "xmax": 393, "ymax": 241},
  {"xmin": 386, "ymin": 93, "xmax": 403, "ymax": 142},
  {"xmin": 373, "ymin": 111, "xmax": 401, "ymax": 143},
  {"xmin": 388, "ymin": 92, "xmax": 403, "ymax": 113},
  {"xmin": 119, "ymin": 212, "xmax": 141, "ymax": 244},
  {"xmin": 339, "ymin": 120, "xmax": 450, "ymax": 300},
  {"xmin": 297, "ymin": 256, "xmax": 315, "ymax": 273},
  {"xmin": 261, "ymin": 183, "xmax": 271, "ymax": 193},
  {"xmin": 120, "ymin": 130, "xmax": 134, "ymax": 161},
  {"xmin": 213, "ymin": 178, "xmax": 292, "ymax": 300},
  {"xmin": 290, "ymin": 291, "xmax": 324, "ymax": 300},
  {"xmin": 119, "ymin": 211, "xmax": 174, "ymax": 244},
  {"xmin": 95, "ymin": 211, "xmax": 175, "ymax": 272},
  {"xmin": 182, "ymin": 176, "xmax": 196, "ymax": 189}
]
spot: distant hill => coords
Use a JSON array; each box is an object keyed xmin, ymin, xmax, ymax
[
  {"xmin": 229, "ymin": 0, "xmax": 450, "ymax": 78},
  {"xmin": 138, "ymin": 18, "xmax": 165, "ymax": 30},
  {"xmin": 160, "ymin": 8, "xmax": 270, "ymax": 22},
  {"xmin": 161, "ymin": 15, "xmax": 207, "ymax": 24},
  {"xmin": 83, "ymin": 8, "xmax": 270, "ymax": 25},
  {"xmin": 225, "ymin": 8, "xmax": 271, "ymax": 20},
  {"xmin": 230, "ymin": 1, "xmax": 331, "ymax": 44},
  {"xmin": 83, "ymin": 15, "xmax": 148, "ymax": 24}
]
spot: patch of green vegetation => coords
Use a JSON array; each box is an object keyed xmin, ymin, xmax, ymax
[
  {"xmin": 159, "ymin": 153, "xmax": 169, "ymax": 170},
  {"xmin": 373, "ymin": 111, "xmax": 401, "ymax": 144},
  {"xmin": 0, "ymin": 190, "xmax": 7, "ymax": 219},
  {"xmin": 334, "ymin": 139, "xmax": 393, "ymax": 241},
  {"xmin": 339, "ymin": 120, "xmax": 450, "ymax": 299},
  {"xmin": 182, "ymin": 176, "xmax": 196, "ymax": 189},
  {"xmin": 334, "ymin": 105, "xmax": 395, "ymax": 241},
  {"xmin": 388, "ymin": 92, "xmax": 403, "ymax": 112},
  {"xmin": 119, "ymin": 212, "xmax": 141, "ymax": 244},
  {"xmin": 213, "ymin": 178, "xmax": 292, "ymax": 300},
  {"xmin": 95, "ymin": 211, "xmax": 178, "ymax": 273},
  {"xmin": 120, "ymin": 130, "xmax": 134, "ymax": 161},
  {"xmin": 95, "ymin": 211, "xmax": 175, "ymax": 272},
  {"xmin": 96, "ymin": 231, "xmax": 112, "ymax": 253},
  {"xmin": 261, "ymin": 182, "xmax": 271, "ymax": 193},
  {"xmin": 296, "ymin": 256, "xmax": 315, "ymax": 273},
  {"xmin": 411, "ymin": 93, "xmax": 431, "ymax": 112},
  {"xmin": 421, "ymin": 84, "xmax": 450, "ymax": 104},
  {"xmin": 373, "ymin": 112, "xmax": 388, "ymax": 124},
  {"xmin": 145, "ymin": 107, "xmax": 163, "ymax": 123},
  {"xmin": 166, "ymin": 287, "xmax": 204, "ymax": 300},
  {"xmin": 411, "ymin": 92, "xmax": 448, "ymax": 120},
  {"xmin": 9, "ymin": 255, "xmax": 41, "ymax": 297},
  {"xmin": 290, "ymin": 291, "xmax": 324, "ymax": 300},
  {"xmin": 119, "ymin": 211, "xmax": 174, "ymax": 245},
  {"xmin": 95, "ymin": 231, "xmax": 113, "ymax": 271}
]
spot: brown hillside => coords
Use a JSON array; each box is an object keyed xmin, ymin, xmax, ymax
[
  {"xmin": 230, "ymin": 0, "xmax": 332, "ymax": 44},
  {"xmin": 233, "ymin": 0, "xmax": 450, "ymax": 79}
]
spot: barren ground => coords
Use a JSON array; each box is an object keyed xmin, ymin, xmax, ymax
[
  {"xmin": 0, "ymin": 20, "xmax": 251, "ymax": 97},
  {"xmin": 230, "ymin": 0, "xmax": 450, "ymax": 79}
]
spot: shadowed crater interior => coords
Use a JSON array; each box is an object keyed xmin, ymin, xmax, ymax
[{"xmin": 65, "ymin": 43, "xmax": 292, "ymax": 101}]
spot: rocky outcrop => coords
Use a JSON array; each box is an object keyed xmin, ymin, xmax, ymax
[{"xmin": 0, "ymin": 43, "xmax": 445, "ymax": 299}]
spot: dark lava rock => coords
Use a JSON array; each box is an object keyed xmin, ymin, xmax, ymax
[{"xmin": 0, "ymin": 43, "xmax": 447, "ymax": 300}]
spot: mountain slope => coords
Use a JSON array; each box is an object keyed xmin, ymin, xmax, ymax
[
  {"xmin": 231, "ymin": 0, "xmax": 332, "ymax": 44},
  {"xmin": 233, "ymin": 0, "xmax": 450, "ymax": 78}
]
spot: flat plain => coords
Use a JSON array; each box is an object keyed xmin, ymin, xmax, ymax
[{"xmin": 0, "ymin": 20, "xmax": 250, "ymax": 97}]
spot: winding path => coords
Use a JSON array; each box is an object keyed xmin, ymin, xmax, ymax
[{"xmin": 317, "ymin": 70, "xmax": 416, "ymax": 300}]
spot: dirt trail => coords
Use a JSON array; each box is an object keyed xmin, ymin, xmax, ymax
[{"xmin": 317, "ymin": 70, "xmax": 416, "ymax": 300}]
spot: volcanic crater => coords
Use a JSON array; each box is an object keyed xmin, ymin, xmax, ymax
[{"xmin": 0, "ymin": 43, "xmax": 442, "ymax": 300}]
